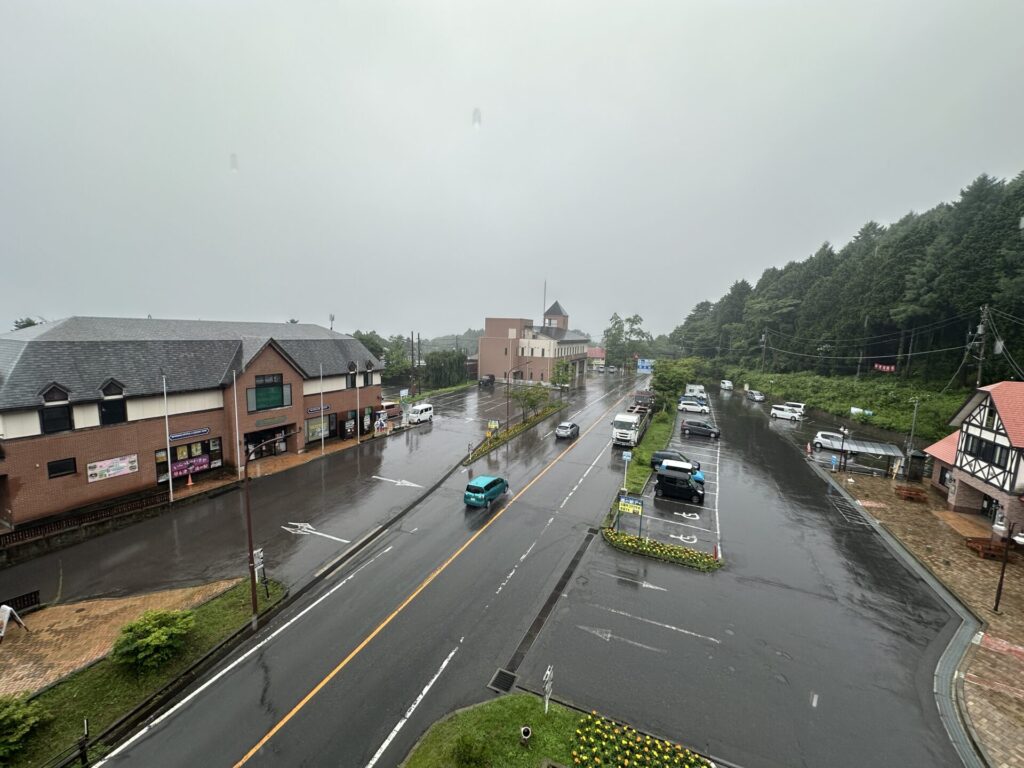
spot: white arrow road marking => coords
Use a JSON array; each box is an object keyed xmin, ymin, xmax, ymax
[
  {"xmin": 365, "ymin": 643, "xmax": 461, "ymax": 768},
  {"xmin": 669, "ymin": 533, "xmax": 698, "ymax": 544},
  {"xmin": 593, "ymin": 569, "xmax": 667, "ymax": 591},
  {"xmin": 592, "ymin": 605, "xmax": 721, "ymax": 644},
  {"xmin": 281, "ymin": 522, "xmax": 350, "ymax": 543},
  {"xmin": 372, "ymin": 475, "xmax": 423, "ymax": 488},
  {"xmin": 577, "ymin": 625, "xmax": 665, "ymax": 653}
]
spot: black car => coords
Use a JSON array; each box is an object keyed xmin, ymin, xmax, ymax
[
  {"xmin": 649, "ymin": 449, "xmax": 701, "ymax": 471},
  {"xmin": 682, "ymin": 419, "xmax": 720, "ymax": 439},
  {"xmin": 654, "ymin": 466, "xmax": 705, "ymax": 504}
]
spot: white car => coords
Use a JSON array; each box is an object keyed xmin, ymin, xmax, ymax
[
  {"xmin": 770, "ymin": 404, "xmax": 801, "ymax": 421},
  {"xmin": 720, "ymin": 379, "xmax": 734, "ymax": 391},
  {"xmin": 813, "ymin": 431, "xmax": 851, "ymax": 451},
  {"xmin": 678, "ymin": 400, "xmax": 710, "ymax": 414}
]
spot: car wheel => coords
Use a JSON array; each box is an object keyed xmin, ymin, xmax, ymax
[
  {"xmin": 814, "ymin": 442, "xmax": 823, "ymax": 450},
  {"xmin": 691, "ymin": 493, "xmax": 701, "ymax": 503},
  {"xmin": 655, "ymin": 487, "xmax": 663, "ymax": 498},
  {"xmin": 713, "ymin": 431, "xmax": 720, "ymax": 439},
  {"xmin": 771, "ymin": 412, "xmax": 777, "ymax": 419}
]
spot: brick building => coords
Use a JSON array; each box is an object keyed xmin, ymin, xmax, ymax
[
  {"xmin": 0, "ymin": 317, "xmax": 382, "ymax": 530},
  {"xmin": 923, "ymin": 381, "xmax": 1024, "ymax": 533},
  {"xmin": 476, "ymin": 302, "xmax": 589, "ymax": 386}
]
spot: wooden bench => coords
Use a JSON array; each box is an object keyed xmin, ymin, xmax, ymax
[
  {"xmin": 894, "ymin": 485, "xmax": 928, "ymax": 503},
  {"xmin": 966, "ymin": 537, "xmax": 1007, "ymax": 560}
]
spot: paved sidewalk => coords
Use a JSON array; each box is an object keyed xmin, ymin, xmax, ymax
[
  {"xmin": 843, "ymin": 474, "xmax": 1024, "ymax": 768},
  {"xmin": 0, "ymin": 579, "xmax": 238, "ymax": 697}
]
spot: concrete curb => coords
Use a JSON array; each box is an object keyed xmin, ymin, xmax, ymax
[{"xmin": 806, "ymin": 459, "xmax": 988, "ymax": 768}]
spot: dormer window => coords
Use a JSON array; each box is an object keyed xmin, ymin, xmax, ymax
[
  {"xmin": 39, "ymin": 384, "xmax": 73, "ymax": 434},
  {"xmin": 42, "ymin": 385, "xmax": 69, "ymax": 403},
  {"xmin": 102, "ymin": 381, "xmax": 125, "ymax": 398}
]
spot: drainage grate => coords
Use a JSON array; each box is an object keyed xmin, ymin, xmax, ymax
[
  {"xmin": 828, "ymin": 495, "xmax": 872, "ymax": 527},
  {"xmin": 488, "ymin": 667, "xmax": 517, "ymax": 694}
]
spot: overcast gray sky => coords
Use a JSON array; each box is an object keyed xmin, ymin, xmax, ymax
[{"xmin": 2, "ymin": 1, "xmax": 1023, "ymax": 340}]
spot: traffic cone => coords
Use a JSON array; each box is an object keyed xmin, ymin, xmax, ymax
[{"xmin": 186, "ymin": 473, "xmax": 194, "ymax": 487}]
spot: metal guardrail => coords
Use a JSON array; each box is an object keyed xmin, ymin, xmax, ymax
[
  {"xmin": 1, "ymin": 589, "xmax": 40, "ymax": 612},
  {"xmin": 0, "ymin": 493, "xmax": 168, "ymax": 548}
]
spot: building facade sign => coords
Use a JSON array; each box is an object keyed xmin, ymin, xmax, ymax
[
  {"xmin": 170, "ymin": 427, "xmax": 210, "ymax": 442},
  {"xmin": 87, "ymin": 454, "xmax": 139, "ymax": 483},
  {"xmin": 255, "ymin": 415, "xmax": 287, "ymax": 427},
  {"xmin": 306, "ymin": 404, "xmax": 331, "ymax": 414},
  {"xmin": 172, "ymin": 454, "xmax": 210, "ymax": 479}
]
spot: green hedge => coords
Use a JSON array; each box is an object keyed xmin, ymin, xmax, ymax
[{"xmin": 463, "ymin": 403, "xmax": 566, "ymax": 464}]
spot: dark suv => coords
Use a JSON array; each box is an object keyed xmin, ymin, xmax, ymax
[
  {"xmin": 654, "ymin": 466, "xmax": 705, "ymax": 504},
  {"xmin": 649, "ymin": 449, "xmax": 701, "ymax": 471},
  {"xmin": 682, "ymin": 419, "xmax": 720, "ymax": 439}
]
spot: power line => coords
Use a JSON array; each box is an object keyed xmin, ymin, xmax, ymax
[
  {"xmin": 766, "ymin": 310, "xmax": 974, "ymax": 346},
  {"xmin": 986, "ymin": 312, "xmax": 1024, "ymax": 380},
  {"xmin": 764, "ymin": 343, "xmax": 967, "ymax": 361}
]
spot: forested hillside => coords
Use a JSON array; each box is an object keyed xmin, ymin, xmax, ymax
[{"xmin": 672, "ymin": 172, "xmax": 1024, "ymax": 385}]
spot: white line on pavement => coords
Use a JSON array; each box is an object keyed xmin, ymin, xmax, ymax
[
  {"xmin": 593, "ymin": 604, "xmax": 721, "ymax": 644},
  {"xmin": 577, "ymin": 625, "xmax": 666, "ymax": 653},
  {"xmin": 593, "ymin": 569, "xmax": 667, "ymax": 591},
  {"xmin": 365, "ymin": 644, "xmax": 461, "ymax": 768},
  {"xmin": 94, "ymin": 545, "xmax": 395, "ymax": 766}
]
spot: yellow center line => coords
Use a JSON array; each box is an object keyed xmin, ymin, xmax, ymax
[{"xmin": 234, "ymin": 391, "xmax": 629, "ymax": 766}]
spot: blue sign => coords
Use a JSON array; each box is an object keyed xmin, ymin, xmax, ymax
[
  {"xmin": 622, "ymin": 451, "xmax": 633, "ymax": 462},
  {"xmin": 169, "ymin": 427, "xmax": 210, "ymax": 442},
  {"xmin": 636, "ymin": 358, "xmax": 655, "ymax": 373}
]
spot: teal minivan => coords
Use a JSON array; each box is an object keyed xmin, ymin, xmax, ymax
[{"xmin": 464, "ymin": 475, "xmax": 509, "ymax": 508}]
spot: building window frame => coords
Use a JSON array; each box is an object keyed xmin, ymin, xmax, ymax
[
  {"xmin": 100, "ymin": 397, "xmax": 127, "ymax": 425},
  {"xmin": 48, "ymin": 457, "xmax": 77, "ymax": 478},
  {"xmin": 40, "ymin": 403, "xmax": 74, "ymax": 434},
  {"xmin": 246, "ymin": 373, "xmax": 292, "ymax": 413}
]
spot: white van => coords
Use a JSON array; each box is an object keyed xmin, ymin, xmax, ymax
[
  {"xmin": 770, "ymin": 404, "xmax": 801, "ymax": 421},
  {"xmin": 784, "ymin": 402, "xmax": 806, "ymax": 415},
  {"xmin": 407, "ymin": 403, "xmax": 434, "ymax": 424}
]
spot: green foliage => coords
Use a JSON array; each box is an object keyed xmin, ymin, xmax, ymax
[
  {"xmin": 0, "ymin": 695, "xmax": 45, "ymax": 760},
  {"xmin": 422, "ymin": 350, "xmax": 467, "ymax": 389},
  {"xmin": 666, "ymin": 170, "xmax": 1024, "ymax": 386},
  {"xmin": 450, "ymin": 734, "xmax": 489, "ymax": 767},
  {"xmin": 602, "ymin": 528, "xmax": 722, "ymax": 571},
  {"xmin": 12, "ymin": 317, "xmax": 38, "ymax": 331},
  {"xmin": 111, "ymin": 610, "xmax": 196, "ymax": 671},
  {"xmin": 551, "ymin": 359, "xmax": 573, "ymax": 390},
  {"xmin": 624, "ymin": 412, "xmax": 674, "ymax": 493},
  {"xmin": 507, "ymin": 383, "xmax": 549, "ymax": 423},
  {"xmin": 573, "ymin": 710, "xmax": 714, "ymax": 767},
  {"xmin": 352, "ymin": 329, "xmax": 387, "ymax": 359}
]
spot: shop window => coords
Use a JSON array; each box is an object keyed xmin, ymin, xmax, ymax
[
  {"xmin": 100, "ymin": 398, "xmax": 127, "ymax": 425},
  {"xmin": 48, "ymin": 457, "xmax": 76, "ymax": 478},
  {"xmin": 246, "ymin": 374, "xmax": 292, "ymax": 412},
  {"xmin": 40, "ymin": 404, "xmax": 73, "ymax": 434}
]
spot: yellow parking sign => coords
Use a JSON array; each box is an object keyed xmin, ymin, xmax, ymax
[{"xmin": 618, "ymin": 495, "xmax": 643, "ymax": 515}]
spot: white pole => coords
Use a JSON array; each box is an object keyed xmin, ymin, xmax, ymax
[
  {"xmin": 233, "ymin": 369, "xmax": 242, "ymax": 480},
  {"xmin": 163, "ymin": 375, "xmax": 174, "ymax": 503},
  {"xmin": 320, "ymin": 363, "xmax": 325, "ymax": 456},
  {"xmin": 355, "ymin": 370, "xmax": 361, "ymax": 444}
]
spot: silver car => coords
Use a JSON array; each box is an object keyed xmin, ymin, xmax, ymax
[{"xmin": 554, "ymin": 421, "xmax": 580, "ymax": 439}]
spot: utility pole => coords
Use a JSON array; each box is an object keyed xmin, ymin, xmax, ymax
[
  {"xmin": 855, "ymin": 315, "xmax": 868, "ymax": 379},
  {"xmin": 976, "ymin": 305, "xmax": 987, "ymax": 387},
  {"xmin": 760, "ymin": 328, "xmax": 767, "ymax": 373},
  {"xmin": 906, "ymin": 398, "xmax": 920, "ymax": 458},
  {"xmin": 409, "ymin": 331, "xmax": 415, "ymax": 394}
]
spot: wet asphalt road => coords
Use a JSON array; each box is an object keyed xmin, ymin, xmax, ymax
[{"xmin": 55, "ymin": 377, "xmax": 961, "ymax": 768}]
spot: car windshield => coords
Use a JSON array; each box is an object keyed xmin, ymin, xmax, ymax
[{"xmin": 612, "ymin": 419, "xmax": 635, "ymax": 430}]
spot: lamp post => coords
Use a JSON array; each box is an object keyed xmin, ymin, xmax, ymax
[
  {"xmin": 839, "ymin": 426, "xmax": 850, "ymax": 472},
  {"xmin": 993, "ymin": 517, "xmax": 1017, "ymax": 613},
  {"xmin": 243, "ymin": 430, "xmax": 299, "ymax": 632}
]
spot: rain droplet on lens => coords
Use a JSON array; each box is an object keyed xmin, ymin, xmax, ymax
[
  {"xmin": 472, "ymin": 108, "xmax": 482, "ymax": 127},
  {"xmin": 230, "ymin": 153, "xmax": 239, "ymax": 172}
]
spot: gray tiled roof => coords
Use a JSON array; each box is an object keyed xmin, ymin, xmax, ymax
[
  {"xmin": 528, "ymin": 326, "xmax": 589, "ymax": 343},
  {"xmin": 544, "ymin": 301, "xmax": 568, "ymax": 317},
  {"xmin": 0, "ymin": 317, "xmax": 380, "ymax": 411}
]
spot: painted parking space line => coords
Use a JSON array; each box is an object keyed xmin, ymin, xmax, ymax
[
  {"xmin": 593, "ymin": 569, "xmax": 668, "ymax": 592},
  {"xmin": 591, "ymin": 604, "xmax": 721, "ymax": 644}
]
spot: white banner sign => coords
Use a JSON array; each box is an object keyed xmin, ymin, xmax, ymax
[{"xmin": 87, "ymin": 454, "xmax": 139, "ymax": 483}]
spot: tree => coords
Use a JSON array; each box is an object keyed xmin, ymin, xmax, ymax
[
  {"xmin": 352, "ymin": 330, "xmax": 387, "ymax": 360},
  {"xmin": 12, "ymin": 318, "xmax": 37, "ymax": 330},
  {"xmin": 382, "ymin": 334, "xmax": 412, "ymax": 383},
  {"xmin": 602, "ymin": 314, "xmax": 626, "ymax": 368},
  {"xmin": 551, "ymin": 359, "xmax": 573, "ymax": 394},
  {"xmin": 423, "ymin": 350, "xmax": 467, "ymax": 388},
  {"xmin": 287, "ymin": 318, "xmax": 299, "ymax": 324}
]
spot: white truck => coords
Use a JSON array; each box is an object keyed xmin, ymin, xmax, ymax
[
  {"xmin": 685, "ymin": 383, "xmax": 707, "ymax": 399},
  {"xmin": 612, "ymin": 404, "xmax": 652, "ymax": 447}
]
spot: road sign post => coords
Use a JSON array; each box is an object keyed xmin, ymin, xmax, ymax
[
  {"xmin": 621, "ymin": 450, "xmax": 632, "ymax": 491},
  {"xmin": 543, "ymin": 664, "xmax": 554, "ymax": 713}
]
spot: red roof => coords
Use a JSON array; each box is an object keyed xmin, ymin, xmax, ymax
[
  {"xmin": 924, "ymin": 432, "xmax": 958, "ymax": 465},
  {"xmin": 587, "ymin": 347, "xmax": 606, "ymax": 359},
  {"xmin": 980, "ymin": 381, "xmax": 1024, "ymax": 446}
]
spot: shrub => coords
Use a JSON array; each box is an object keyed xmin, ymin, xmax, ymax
[
  {"xmin": 0, "ymin": 695, "xmax": 46, "ymax": 760},
  {"xmin": 111, "ymin": 609, "xmax": 196, "ymax": 671},
  {"xmin": 450, "ymin": 733, "xmax": 489, "ymax": 767}
]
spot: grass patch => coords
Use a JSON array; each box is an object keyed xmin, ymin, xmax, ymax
[
  {"xmin": 623, "ymin": 412, "xmax": 674, "ymax": 494},
  {"xmin": 402, "ymin": 693, "xmax": 714, "ymax": 768},
  {"xmin": 463, "ymin": 403, "xmax": 566, "ymax": 464},
  {"xmin": 406, "ymin": 381, "xmax": 474, "ymax": 403},
  {"xmin": 15, "ymin": 580, "xmax": 284, "ymax": 768},
  {"xmin": 602, "ymin": 528, "xmax": 722, "ymax": 572}
]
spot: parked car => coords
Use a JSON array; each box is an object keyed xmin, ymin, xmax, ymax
[
  {"xmin": 554, "ymin": 421, "xmax": 579, "ymax": 439},
  {"xmin": 408, "ymin": 403, "xmax": 434, "ymax": 423},
  {"xmin": 770, "ymin": 404, "xmax": 801, "ymax": 421},
  {"xmin": 746, "ymin": 390, "xmax": 765, "ymax": 402},
  {"xmin": 682, "ymin": 419, "xmax": 720, "ymax": 439},
  {"xmin": 596, "ymin": 365, "xmax": 605, "ymax": 372},
  {"xmin": 464, "ymin": 475, "xmax": 509, "ymax": 508},
  {"xmin": 607, "ymin": 365, "xmax": 618, "ymax": 372},
  {"xmin": 813, "ymin": 430, "xmax": 853, "ymax": 452},
  {"xmin": 658, "ymin": 458, "xmax": 705, "ymax": 484},
  {"xmin": 649, "ymin": 449, "xmax": 701, "ymax": 471},
  {"xmin": 677, "ymin": 400, "xmax": 710, "ymax": 414},
  {"xmin": 654, "ymin": 466, "xmax": 705, "ymax": 504},
  {"xmin": 720, "ymin": 379, "xmax": 734, "ymax": 391},
  {"xmin": 478, "ymin": 374, "xmax": 495, "ymax": 387}
]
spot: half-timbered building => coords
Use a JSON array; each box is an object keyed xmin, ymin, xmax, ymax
[{"xmin": 924, "ymin": 381, "xmax": 1024, "ymax": 531}]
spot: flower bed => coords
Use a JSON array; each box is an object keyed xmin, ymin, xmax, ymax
[
  {"xmin": 602, "ymin": 528, "xmax": 721, "ymax": 572},
  {"xmin": 572, "ymin": 710, "xmax": 715, "ymax": 767}
]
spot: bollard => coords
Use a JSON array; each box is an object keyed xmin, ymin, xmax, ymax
[{"xmin": 520, "ymin": 725, "xmax": 532, "ymax": 746}]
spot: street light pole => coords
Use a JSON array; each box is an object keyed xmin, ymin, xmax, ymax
[
  {"xmin": 839, "ymin": 426, "xmax": 850, "ymax": 472},
  {"xmin": 994, "ymin": 519, "xmax": 1017, "ymax": 613},
  {"xmin": 242, "ymin": 430, "xmax": 299, "ymax": 632}
]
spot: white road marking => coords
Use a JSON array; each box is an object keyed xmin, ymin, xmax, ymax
[
  {"xmin": 372, "ymin": 475, "xmax": 424, "ymax": 488},
  {"xmin": 811, "ymin": 692, "xmax": 819, "ymax": 708},
  {"xmin": 653, "ymin": 518, "xmax": 714, "ymax": 533},
  {"xmin": 577, "ymin": 625, "xmax": 666, "ymax": 653},
  {"xmin": 669, "ymin": 533, "xmax": 698, "ymax": 544},
  {"xmin": 93, "ymin": 546, "xmax": 395, "ymax": 766},
  {"xmin": 593, "ymin": 569, "xmax": 667, "ymax": 591},
  {"xmin": 365, "ymin": 644, "xmax": 461, "ymax": 768},
  {"xmin": 593, "ymin": 604, "xmax": 721, "ymax": 644},
  {"xmin": 281, "ymin": 522, "xmax": 351, "ymax": 543},
  {"xmin": 676, "ymin": 511, "xmax": 700, "ymax": 520}
]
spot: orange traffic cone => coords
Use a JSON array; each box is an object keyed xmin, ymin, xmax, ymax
[{"xmin": 186, "ymin": 473, "xmax": 194, "ymax": 487}]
